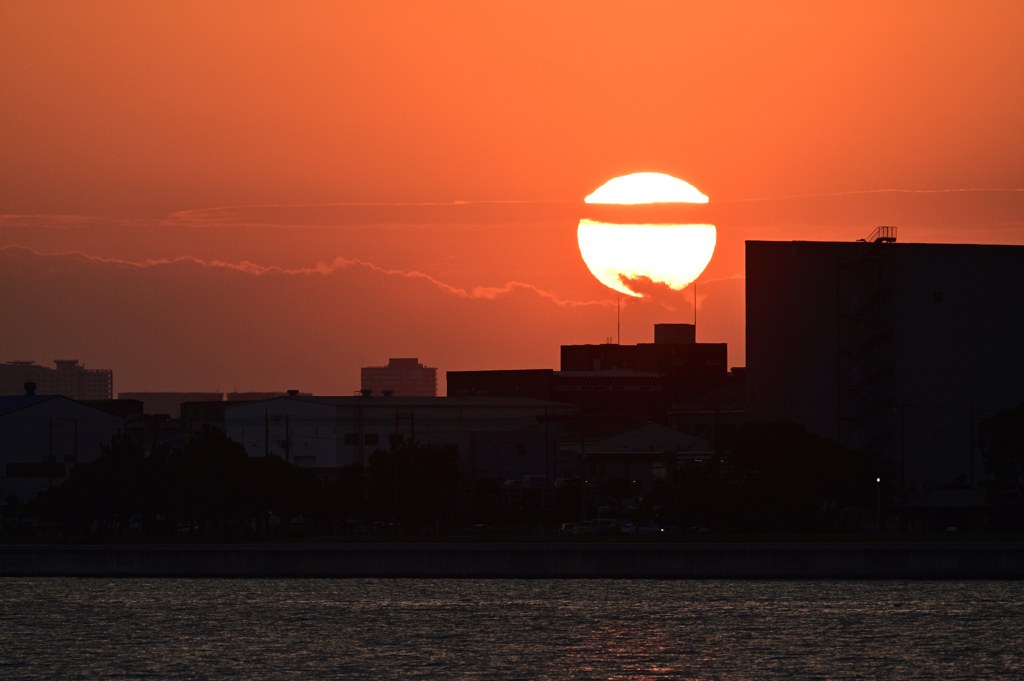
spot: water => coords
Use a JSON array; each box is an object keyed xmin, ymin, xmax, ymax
[{"xmin": 1, "ymin": 578, "xmax": 1022, "ymax": 679}]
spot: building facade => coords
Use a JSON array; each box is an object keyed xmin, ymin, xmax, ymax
[
  {"xmin": 224, "ymin": 394, "xmax": 576, "ymax": 490},
  {"xmin": 746, "ymin": 239, "xmax": 1024, "ymax": 487},
  {"xmin": 361, "ymin": 358, "xmax": 437, "ymax": 397},
  {"xmin": 447, "ymin": 324, "xmax": 729, "ymax": 420},
  {"xmin": 0, "ymin": 396, "xmax": 124, "ymax": 502},
  {"xmin": 0, "ymin": 360, "xmax": 113, "ymax": 400}
]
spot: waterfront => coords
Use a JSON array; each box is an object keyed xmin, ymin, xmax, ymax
[{"xmin": 1, "ymin": 578, "xmax": 1022, "ymax": 679}]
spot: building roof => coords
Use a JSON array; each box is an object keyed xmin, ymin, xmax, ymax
[
  {"xmin": 0, "ymin": 395, "xmax": 56, "ymax": 416},
  {"xmin": 0, "ymin": 394, "xmax": 125, "ymax": 420}
]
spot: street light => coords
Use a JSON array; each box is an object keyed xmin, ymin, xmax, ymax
[{"xmin": 876, "ymin": 477, "xmax": 881, "ymax": 533}]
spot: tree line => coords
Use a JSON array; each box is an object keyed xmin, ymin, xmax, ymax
[
  {"xmin": 22, "ymin": 427, "xmax": 460, "ymax": 540},
  {"xmin": 3, "ymin": 420, "xmax": 930, "ymax": 539}
]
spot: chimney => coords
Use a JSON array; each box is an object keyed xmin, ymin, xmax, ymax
[
  {"xmin": 382, "ymin": 390, "xmax": 394, "ymax": 397},
  {"xmin": 287, "ymin": 390, "xmax": 299, "ymax": 397},
  {"xmin": 360, "ymin": 389, "xmax": 372, "ymax": 398},
  {"xmin": 24, "ymin": 382, "xmax": 36, "ymax": 396}
]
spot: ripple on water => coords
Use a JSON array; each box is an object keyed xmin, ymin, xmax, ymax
[{"xmin": 1, "ymin": 578, "xmax": 1022, "ymax": 679}]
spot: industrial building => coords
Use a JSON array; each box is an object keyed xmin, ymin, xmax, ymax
[
  {"xmin": 361, "ymin": 358, "xmax": 437, "ymax": 397},
  {"xmin": 0, "ymin": 395, "xmax": 124, "ymax": 502},
  {"xmin": 447, "ymin": 324, "xmax": 730, "ymax": 420},
  {"xmin": 224, "ymin": 394, "xmax": 576, "ymax": 490},
  {"xmin": 0, "ymin": 360, "xmax": 113, "ymax": 400},
  {"xmin": 745, "ymin": 233, "xmax": 1024, "ymax": 488},
  {"xmin": 116, "ymin": 392, "xmax": 223, "ymax": 418}
]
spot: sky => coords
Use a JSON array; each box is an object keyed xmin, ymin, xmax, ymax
[{"xmin": 2, "ymin": 1, "xmax": 1023, "ymax": 394}]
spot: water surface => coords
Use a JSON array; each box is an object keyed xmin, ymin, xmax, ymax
[{"xmin": 2, "ymin": 578, "xmax": 1021, "ymax": 679}]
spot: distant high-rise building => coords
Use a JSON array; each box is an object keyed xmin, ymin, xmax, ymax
[
  {"xmin": 0, "ymin": 360, "xmax": 113, "ymax": 400},
  {"xmin": 361, "ymin": 358, "xmax": 437, "ymax": 397}
]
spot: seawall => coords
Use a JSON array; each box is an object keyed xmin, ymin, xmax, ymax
[{"xmin": 2, "ymin": 543, "xmax": 1024, "ymax": 579}]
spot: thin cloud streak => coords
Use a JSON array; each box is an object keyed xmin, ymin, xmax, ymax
[
  {"xmin": 723, "ymin": 187, "xmax": 1024, "ymax": 203},
  {"xmin": 0, "ymin": 246, "xmax": 611, "ymax": 309}
]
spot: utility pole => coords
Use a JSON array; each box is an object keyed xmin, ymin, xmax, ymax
[
  {"xmin": 283, "ymin": 414, "xmax": 291, "ymax": 464},
  {"xmin": 876, "ymin": 477, "xmax": 882, "ymax": 533},
  {"xmin": 48, "ymin": 416, "xmax": 54, "ymax": 490},
  {"xmin": 617, "ymin": 295, "xmax": 620, "ymax": 345},
  {"xmin": 73, "ymin": 418, "xmax": 78, "ymax": 465},
  {"xmin": 264, "ymin": 409, "xmax": 269, "ymax": 458},
  {"xmin": 900, "ymin": 404, "xmax": 906, "ymax": 481},
  {"xmin": 970, "ymin": 401, "xmax": 975, "ymax": 488}
]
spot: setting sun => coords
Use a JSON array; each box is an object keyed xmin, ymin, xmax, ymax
[
  {"xmin": 578, "ymin": 173, "xmax": 716, "ymax": 297},
  {"xmin": 584, "ymin": 172, "xmax": 709, "ymax": 205}
]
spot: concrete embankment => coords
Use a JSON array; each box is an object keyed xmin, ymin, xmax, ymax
[{"xmin": 3, "ymin": 543, "xmax": 1024, "ymax": 579}]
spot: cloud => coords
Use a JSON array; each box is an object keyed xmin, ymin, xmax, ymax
[
  {"xmin": 0, "ymin": 246, "xmax": 610, "ymax": 308},
  {"xmin": 0, "ymin": 243, "xmax": 746, "ymax": 395},
  {"xmin": 167, "ymin": 201, "xmax": 584, "ymax": 227}
]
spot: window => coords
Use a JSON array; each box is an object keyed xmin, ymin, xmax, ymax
[
  {"xmin": 653, "ymin": 461, "xmax": 667, "ymax": 479},
  {"xmin": 344, "ymin": 433, "xmax": 358, "ymax": 446},
  {"xmin": 364, "ymin": 433, "xmax": 379, "ymax": 445}
]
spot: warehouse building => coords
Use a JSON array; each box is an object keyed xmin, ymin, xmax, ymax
[
  {"xmin": 224, "ymin": 394, "xmax": 577, "ymax": 490},
  {"xmin": 0, "ymin": 395, "xmax": 124, "ymax": 502},
  {"xmin": 745, "ymin": 231, "xmax": 1024, "ymax": 487}
]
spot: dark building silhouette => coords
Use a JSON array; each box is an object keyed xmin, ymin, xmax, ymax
[
  {"xmin": 0, "ymin": 360, "xmax": 113, "ymax": 400},
  {"xmin": 361, "ymin": 358, "xmax": 437, "ymax": 397},
  {"xmin": 447, "ymin": 369, "xmax": 553, "ymax": 400},
  {"xmin": 227, "ymin": 391, "xmax": 290, "ymax": 401},
  {"xmin": 81, "ymin": 399, "xmax": 145, "ymax": 419},
  {"xmin": 117, "ymin": 392, "xmax": 223, "ymax": 418},
  {"xmin": 448, "ymin": 324, "xmax": 729, "ymax": 420},
  {"xmin": 0, "ymin": 395, "xmax": 124, "ymax": 501},
  {"xmin": 745, "ymin": 235, "xmax": 1024, "ymax": 487},
  {"xmin": 224, "ymin": 394, "xmax": 575, "ymax": 491}
]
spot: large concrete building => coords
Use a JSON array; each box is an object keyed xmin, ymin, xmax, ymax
[
  {"xmin": 361, "ymin": 358, "xmax": 437, "ymax": 397},
  {"xmin": 746, "ymin": 236, "xmax": 1024, "ymax": 488},
  {"xmin": 0, "ymin": 360, "xmax": 113, "ymax": 400}
]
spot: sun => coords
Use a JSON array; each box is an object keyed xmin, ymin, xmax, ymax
[
  {"xmin": 585, "ymin": 172, "xmax": 709, "ymax": 205},
  {"xmin": 578, "ymin": 173, "xmax": 715, "ymax": 297}
]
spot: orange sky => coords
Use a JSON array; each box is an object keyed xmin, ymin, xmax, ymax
[{"xmin": 2, "ymin": 2, "xmax": 1023, "ymax": 394}]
